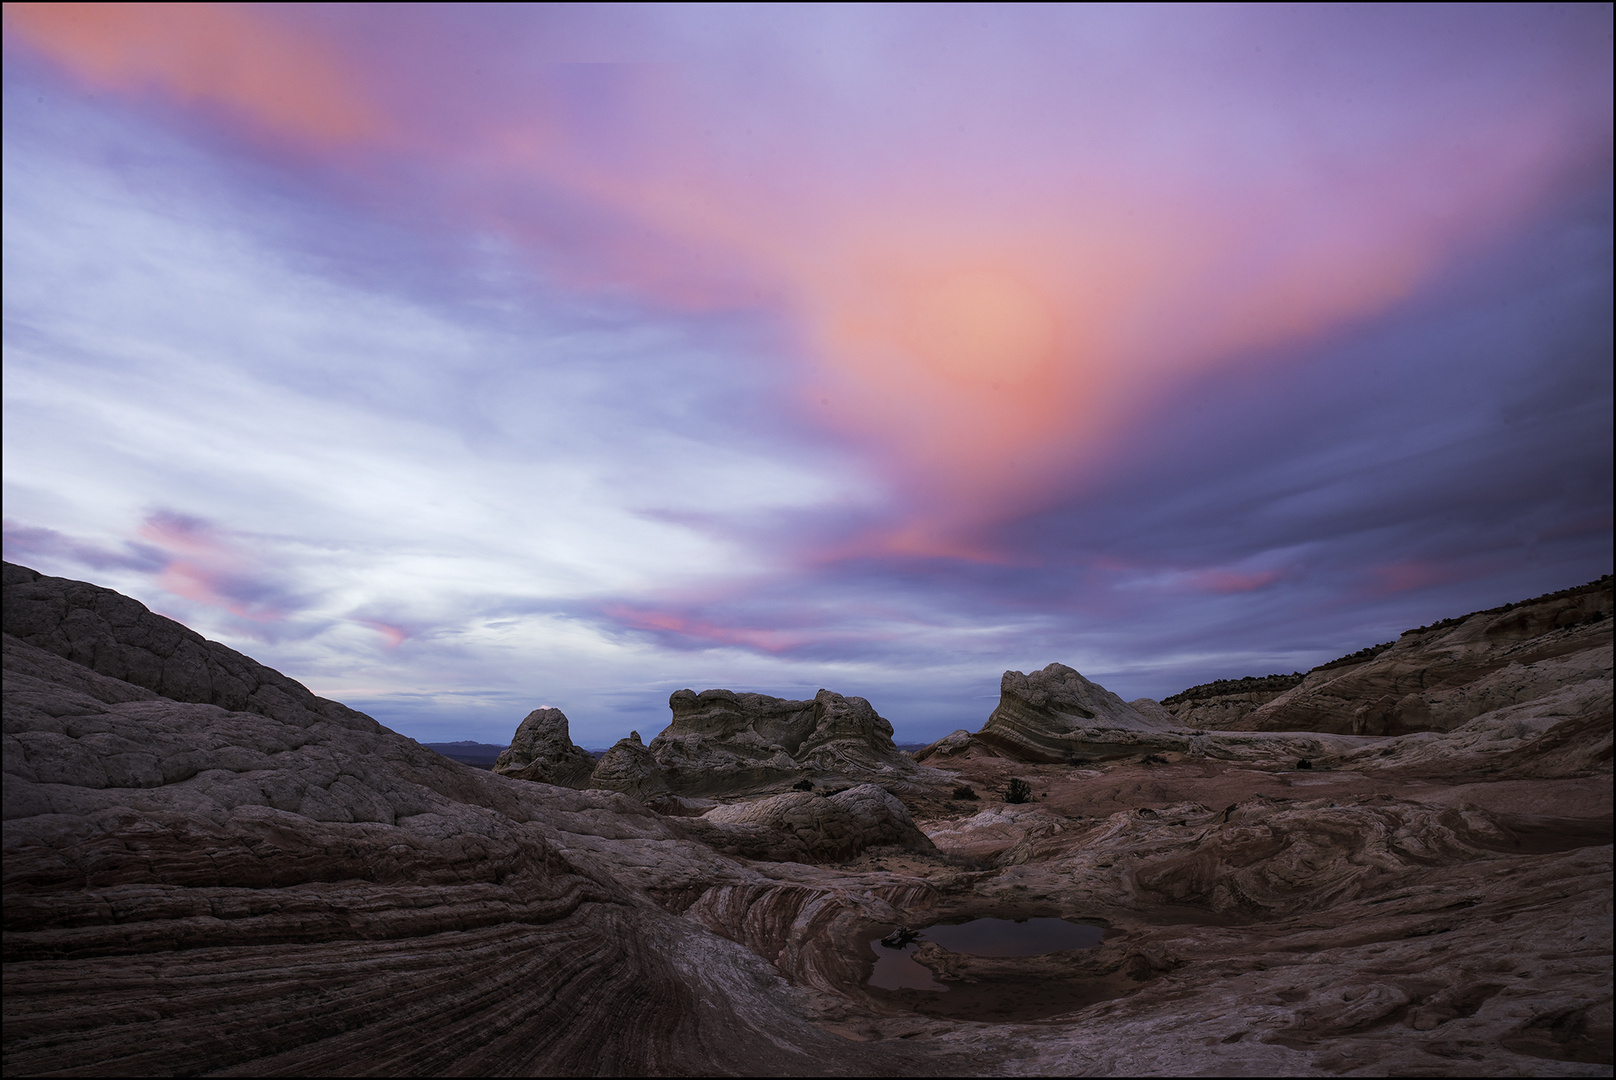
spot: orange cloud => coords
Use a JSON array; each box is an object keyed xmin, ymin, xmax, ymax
[
  {"xmin": 4, "ymin": 2, "xmax": 382, "ymax": 144},
  {"xmin": 12, "ymin": 10, "xmax": 1593, "ymax": 565}
]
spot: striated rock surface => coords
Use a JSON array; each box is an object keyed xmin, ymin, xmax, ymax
[
  {"xmin": 1163, "ymin": 681, "xmax": 1300, "ymax": 729},
  {"xmin": 492, "ymin": 707, "xmax": 595, "ymax": 787},
  {"xmin": 913, "ymin": 728, "xmax": 975, "ymax": 761},
  {"xmin": 1242, "ymin": 578, "xmax": 1612, "ymax": 735},
  {"xmin": 1, "ymin": 564, "xmax": 949, "ymax": 1076},
  {"xmin": 647, "ymin": 687, "xmax": 933, "ymax": 796},
  {"xmin": 6, "ymin": 561, "xmax": 1611, "ymax": 1077},
  {"xmin": 973, "ymin": 663, "xmax": 1188, "ymax": 762}
]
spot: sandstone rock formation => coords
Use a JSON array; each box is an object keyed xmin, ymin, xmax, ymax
[
  {"xmin": 1167, "ymin": 577, "xmax": 1612, "ymax": 735},
  {"xmin": 1161, "ymin": 676, "xmax": 1302, "ymax": 728},
  {"xmin": 971, "ymin": 662, "xmax": 1189, "ymax": 762},
  {"xmin": 919, "ymin": 664, "xmax": 1383, "ymax": 768},
  {"xmin": 676, "ymin": 784, "xmax": 937, "ymax": 864},
  {"xmin": 646, "ymin": 687, "xmax": 932, "ymax": 796},
  {"xmin": 491, "ymin": 707, "xmax": 595, "ymax": 787},
  {"xmin": 914, "ymin": 728, "xmax": 974, "ymax": 760},
  {"xmin": 2, "ymin": 563, "xmax": 950, "ymax": 1075},
  {"xmin": 6, "ymin": 561, "xmax": 1611, "ymax": 1076},
  {"xmin": 589, "ymin": 730, "xmax": 671, "ymax": 798}
]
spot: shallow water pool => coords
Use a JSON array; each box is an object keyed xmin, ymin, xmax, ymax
[{"xmin": 868, "ymin": 917, "xmax": 1104, "ymax": 991}]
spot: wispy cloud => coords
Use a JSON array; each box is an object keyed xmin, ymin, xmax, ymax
[{"xmin": 3, "ymin": 5, "xmax": 1609, "ymax": 744}]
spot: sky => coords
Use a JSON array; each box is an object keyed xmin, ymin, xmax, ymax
[{"xmin": 3, "ymin": 4, "xmax": 1611, "ymax": 747}]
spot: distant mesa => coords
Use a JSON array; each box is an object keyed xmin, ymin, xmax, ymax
[{"xmin": 915, "ymin": 576, "xmax": 1614, "ymax": 767}]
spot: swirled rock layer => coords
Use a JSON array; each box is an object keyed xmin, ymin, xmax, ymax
[
  {"xmin": 973, "ymin": 663, "xmax": 1190, "ymax": 762},
  {"xmin": 1201, "ymin": 577, "xmax": 1612, "ymax": 735},
  {"xmin": 2, "ymin": 563, "xmax": 945, "ymax": 1076},
  {"xmin": 7, "ymin": 562, "xmax": 1611, "ymax": 1076}
]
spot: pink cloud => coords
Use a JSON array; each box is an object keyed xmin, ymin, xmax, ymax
[
  {"xmin": 1366, "ymin": 560, "xmax": 1486, "ymax": 596},
  {"xmin": 1186, "ymin": 569, "xmax": 1285, "ymax": 595},
  {"xmin": 10, "ymin": 6, "xmax": 1605, "ymax": 565},
  {"xmin": 2, "ymin": 3, "xmax": 385, "ymax": 145},
  {"xmin": 603, "ymin": 604, "xmax": 814, "ymax": 655},
  {"xmin": 136, "ymin": 511, "xmax": 285, "ymax": 622},
  {"xmin": 356, "ymin": 619, "xmax": 410, "ymax": 649}
]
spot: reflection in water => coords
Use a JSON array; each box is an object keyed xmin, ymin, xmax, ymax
[
  {"xmin": 867, "ymin": 918, "xmax": 1105, "ymax": 992},
  {"xmin": 924, "ymin": 917, "xmax": 1104, "ymax": 957},
  {"xmin": 868, "ymin": 939, "xmax": 948, "ymax": 991}
]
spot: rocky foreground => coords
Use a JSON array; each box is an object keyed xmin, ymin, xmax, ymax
[{"xmin": 3, "ymin": 562, "xmax": 1611, "ymax": 1076}]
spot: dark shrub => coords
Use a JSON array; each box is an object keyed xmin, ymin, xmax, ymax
[
  {"xmin": 792, "ymin": 778, "xmax": 814, "ymax": 791},
  {"xmin": 1004, "ymin": 778, "xmax": 1032, "ymax": 804},
  {"xmin": 1296, "ymin": 759, "xmax": 1313, "ymax": 770},
  {"xmin": 1069, "ymin": 756, "xmax": 1091, "ymax": 766},
  {"xmin": 1141, "ymin": 753, "xmax": 1168, "ymax": 765},
  {"xmin": 952, "ymin": 785, "xmax": 978, "ymax": 800}
]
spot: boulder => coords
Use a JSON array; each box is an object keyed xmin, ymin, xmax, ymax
[
  {"xmin": 493, "ymin": 707, "xmax": 595, "ymax": 788},
  {"xmin": 677, "ymin": 783, "xmax": 935, "ymax": 863}
]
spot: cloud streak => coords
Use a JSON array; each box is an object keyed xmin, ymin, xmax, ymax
[{"xmin": 3, "ymin": 5, "xmax": 1609, "ymax": 744}]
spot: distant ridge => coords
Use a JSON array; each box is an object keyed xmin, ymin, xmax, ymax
[{"xmin": 1165, "ymin": 574, "xmax": 1612, "ymax": 704}]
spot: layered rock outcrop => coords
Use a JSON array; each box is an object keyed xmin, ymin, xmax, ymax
[
  {"xmin": 917, "ymin": 664, "xmax": 1378, "ymax": 767},
  {"xmin": 646, "ymin": 687, "xmax": 931, "ymax": 796},
  {"xmin": 1157, "ymin": 578, "xmax": 1613, "ymax": 735},
  {"xmin": 492, "ymin": 707, "xmax": 595, "ymax": 787},
  {"xmin": 1161, "ymin": 680, "xmax": 1299, "ymax": 729},
  {"xmin": 971, "ymin": 663, "xmax": 1189, "ymax": 762},
  {"xmin": 1241, "ymin": 578, "xmax": 1612, "ymax": 736}
]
